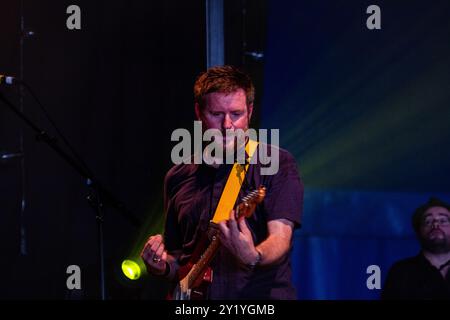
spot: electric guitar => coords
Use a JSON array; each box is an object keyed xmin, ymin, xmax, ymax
[{"xmin": 170, "ymin": 185, "xmax": 266, "ymax": 300}]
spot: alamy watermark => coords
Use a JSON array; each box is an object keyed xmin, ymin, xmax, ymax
[
  {"xmin": 66, "ymin": 5, "xmax": 81, "ymax": 30},
  {"xmin": 171, "ymin": 121, "xmax": 280, "ymax": 175},
  {"xmin": 366, "ymin": 264, "xmax": 381, "ymax": 290},
  {"xmin": 366, "ymin": 5, "xmax": 381, "ymax": 30},
  {"xmin": 66, "ymin": 264, "xmax": 81, "ymax": 290}
]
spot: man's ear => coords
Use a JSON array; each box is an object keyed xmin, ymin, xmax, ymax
[
  {"xmin": 195, "ymin": 103, "xmax": 202, "ymax": 121},
  {"xmin": 247, "ymin": 103, "xmax": 254, "ymax": 123}
]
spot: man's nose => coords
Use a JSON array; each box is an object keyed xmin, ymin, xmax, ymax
[{"xmin": 222, "ymin": 114, "xmax": 233, "ymax": 129}]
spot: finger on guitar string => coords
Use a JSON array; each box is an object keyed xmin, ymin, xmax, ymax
[
  {"xmin": 227, "ymin": 209, "xmax": 240, "ymax": 237},
  {"xmin": 218, "ymin": 220, "xmax": 231, "ymax": 241}
]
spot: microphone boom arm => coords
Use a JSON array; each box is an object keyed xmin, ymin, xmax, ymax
[{"xmin": 0, "ymin": 90, "xmax": 140, "ymax": 226}]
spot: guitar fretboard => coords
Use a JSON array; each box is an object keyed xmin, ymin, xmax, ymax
[{"xmin": 187, "ymin": 234, "xmax": 220, "ymax": 288}]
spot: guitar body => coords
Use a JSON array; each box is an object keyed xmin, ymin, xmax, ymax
[
  {"xmin": 168, "ymin": 186, "xmax": 266, "ymax": 300},
  {"xmin": 169, "ymin": 265, "xmax": 212, "ymax": 300},
  {"xmin": 167, "ymin": 231, "xmax": 215, "ymax": 300}
]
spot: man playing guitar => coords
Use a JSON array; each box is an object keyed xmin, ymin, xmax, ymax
[{"xmin": 141, "ymin": 66, "xmax": 304, "ymax": 299}]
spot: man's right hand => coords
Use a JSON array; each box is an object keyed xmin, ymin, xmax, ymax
[{"xmin": 141, "ymin": 234, "xmax": 168, "ymax": 276}]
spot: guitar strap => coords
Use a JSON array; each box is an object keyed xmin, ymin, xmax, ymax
[{"xmin": 211, "ymin": 139, "xmax": 259, "ymax": 223}]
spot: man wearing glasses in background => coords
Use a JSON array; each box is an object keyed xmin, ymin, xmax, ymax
[{"xmin": 382, "ymin": 197, "xmax": 450, "ymax": 299}]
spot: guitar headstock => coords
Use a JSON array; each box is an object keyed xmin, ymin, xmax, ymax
[{"xmin": 236, "ymin": 185, "xmax": 266, "ymax": 219}]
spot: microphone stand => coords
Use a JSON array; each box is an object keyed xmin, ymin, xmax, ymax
[{"xmin": 0, "ymin": 90, "xmax": 141, "ymax": 300}]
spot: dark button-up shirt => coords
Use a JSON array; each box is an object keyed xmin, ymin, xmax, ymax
[
  {"xmin": 163, "ymin": 145, "xmax": 304, "ymax": 299},
  {"xmin": 382, "ymin": 253, "xmax": 450, "ymax": 299}
]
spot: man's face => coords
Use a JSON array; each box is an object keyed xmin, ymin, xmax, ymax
[
  {"xmin": 419, "ymin": 206, "xmax": 450, "ymax": 253},
  {"xmin": 195, "ymin": 89, "xmax": 253, "ymax": 151}
]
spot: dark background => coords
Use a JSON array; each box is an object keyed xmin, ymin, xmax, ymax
[
  {"xmin": 0, "ymin": 0, "xmax": 266, "ymax": 299},
  {"xmin": 1, "ymin": 0, "xmax": 450, "ymax": 300},
  {"xmin": 262, "ymin": 0, "xmax": 450, "ymax": 299}
]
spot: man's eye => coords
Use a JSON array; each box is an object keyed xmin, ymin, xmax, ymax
[
  {"xmin": 440, "ymin": 217, "xmax": 450, "ymax": 224},
  {"xmin": 232, "ymin": 112, "xmax": 243, "ymax": 116}
]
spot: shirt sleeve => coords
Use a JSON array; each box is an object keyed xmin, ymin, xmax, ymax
[{"xmin": 262, "ymin": 149, "xmax": 304, "ymax": 228}]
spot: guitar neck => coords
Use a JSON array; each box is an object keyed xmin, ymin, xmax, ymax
[
  {"xmin": 186, "ymin": 233, "xmax": 221, "ymax": 288},
  {"xmin": 185, "ymin": 212, "xmax": 245, "ymax": 288},
  {"xmin": 184, "ymin": 186, "xmax": 265, "ymax": 290}
]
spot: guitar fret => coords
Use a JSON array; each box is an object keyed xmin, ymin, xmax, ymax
[{"xmin": 187, "ymin": 236, "xmax": 220, "ymax": 288}]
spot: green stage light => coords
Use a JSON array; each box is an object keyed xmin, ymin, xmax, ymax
[{"xmin": 121, "ymin": 260, "xmax": 141, "ymax": 280}]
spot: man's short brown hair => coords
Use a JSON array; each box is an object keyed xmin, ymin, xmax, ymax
[{"xmin": 194, "ymin": 65, "xmax": 255, "ymax": 109}]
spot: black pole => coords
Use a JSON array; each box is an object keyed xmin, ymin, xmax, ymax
[
  {"xmin": 19, "ymin": 0, "xmax": 28, "ymax": 257},
  {"xmin": 0, "ymin": 90, "xmax": 141, "ymax": 300},
  {"xmin": 86, "ymin": 182, "xmax": 106, "ymax": 300}
]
